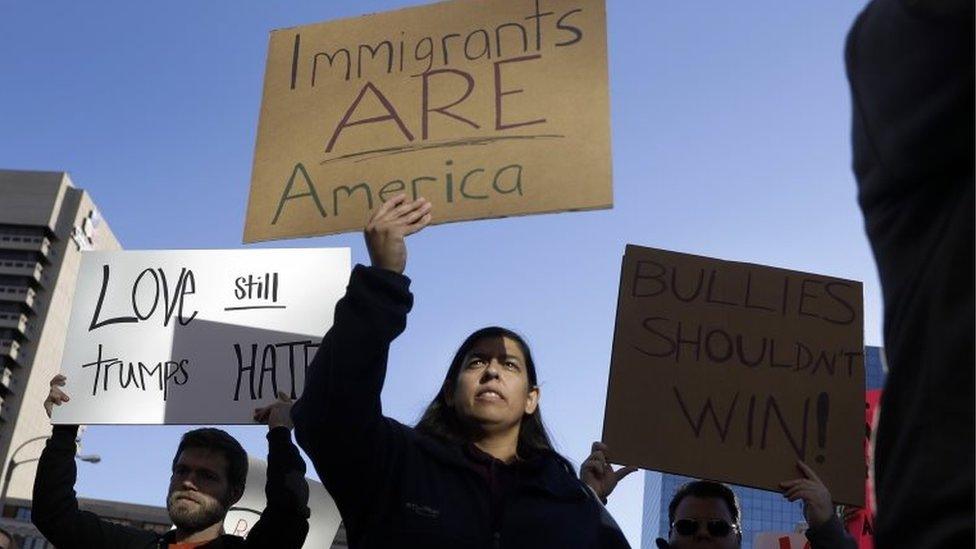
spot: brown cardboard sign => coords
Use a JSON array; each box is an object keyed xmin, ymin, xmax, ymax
[
  {"xmin": 244, "ymin": 0, "xmax": 611, "ymax": 242},
  {"xmin": 603, "ymin": 245, "xmax": 865, "ymax": 505}
]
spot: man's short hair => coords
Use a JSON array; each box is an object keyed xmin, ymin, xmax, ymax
[
  {"xmin": 172, "ymin": 428, "xmax": 248, "ymax": 494},
  {"xmin": 668, "ymin": 480, "xmax": 742, "ymax": 526}
]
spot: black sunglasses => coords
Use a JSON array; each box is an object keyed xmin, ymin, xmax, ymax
[{"xmin": 672, "ymin": 518, "xmax": 740, "ymax": 538}]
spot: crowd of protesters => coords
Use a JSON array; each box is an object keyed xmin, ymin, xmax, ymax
[{"xmin": 26, "ymin": 0, "xmax": 974, "ymax": 547}]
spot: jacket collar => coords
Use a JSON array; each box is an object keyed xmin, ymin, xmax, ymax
[{"xmin": 409, "ymin": 427, "xmax": 588, "ymax": 502}]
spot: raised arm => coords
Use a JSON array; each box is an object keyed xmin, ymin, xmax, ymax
[
  {"xmin": 291, "ymin": 194, "xmax": 431, "ymax": 530},
  {"xmin": 780, "ymin": 460, "xmax": 858, "ymax": 549},
  {"xmin": 246, "ymin": 393, "xmax": 310, "ymax": 548},
  {"xmin": 32, "ymin": 375, "xmax": 153, "ymax": 548}
]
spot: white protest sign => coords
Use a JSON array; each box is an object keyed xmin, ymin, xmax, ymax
[
  {"xmin": 225, "ymin": 455, "xmax": 341, "ymax": 549},
  {"xmin": 52, "ymin": 248, "xmax": 350, "ymax": 424},
  {"xmin": 754, "ymin": 532, "xmax": 811, "ymax": 549}
]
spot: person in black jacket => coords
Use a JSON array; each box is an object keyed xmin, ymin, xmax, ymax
[
  {"xmin": 291, "ymin": 194, "xmax": 630, "ymax": 548},
  {"xmin": 33, "ymin": 375, "xmax": 310, "ymax": 548},
  {"xmin": 845, "ymin": 1, "xmax": 974, "ymax": 548}
]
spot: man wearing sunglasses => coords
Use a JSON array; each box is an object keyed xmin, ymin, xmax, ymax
[
  {"xmin": 665, "ymin": 480, "xmax": 742, "ymax": 548},
  {"xmin": 582, "ymin": 444, "xmax": 856, "ymax": 548}
]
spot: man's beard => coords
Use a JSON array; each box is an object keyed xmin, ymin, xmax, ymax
[{"xmin": 167, "ymin": 489, "xmax": 229, "ymax": 532}]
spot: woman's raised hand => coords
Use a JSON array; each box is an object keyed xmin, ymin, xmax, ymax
[{"xmin": 364, "ymin": 194, "xmax": 432, "ymax": 274}]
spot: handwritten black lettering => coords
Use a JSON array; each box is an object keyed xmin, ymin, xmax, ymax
[
  {"xmin": 673, "ymin": 386, "xmax": 815, "ymax": 461},
  {"xmin": 673, "ymin": 387, "xmax": 739, "ymax": 442},
  {"xmin": 631, "ymin": 317, "xmax": 856, "ymax": 377},
  {"xmin": 293, "ymin": 3, "xmax": 583, "ymax": 88},
  {"xmin": 89, "ymin": 265, "xmax": 137, "ymax": 331},
  {"xmin": 80, "ymin": 343, "xmax": 190, "ymax": 400},
  {"xmin": 90, "ymin": 266, "xmax": 197, "ymax": 331},
  {"xmin": 234, "ymin": 340, "xmax": 318, "ymax": 401},
  {"xmin": 273, "ymin": 160, "xmax": 528, "ymax": 225}
]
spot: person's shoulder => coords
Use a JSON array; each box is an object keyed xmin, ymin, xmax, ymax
[
  {"xmin": 384, "ymin": 416, "xmax": 415, "ymax": 438},
  {"xmin": 404, "ymin": 421, "xmax": 465, "ymax": 461},
  {"xmin": 380, "ymin": 417, "xmax": 450, "ymax": 460},
  {"xmin": 540, "ymin": 450, "xmax": 580, "ymax": 479},
  {"xmin": 522, "ymin": 451, "xmax": 593, "ymax": 502}
]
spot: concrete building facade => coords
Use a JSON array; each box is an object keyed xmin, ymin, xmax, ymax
[{"xmin": 0, "ymin": 169, "xmax": 121, "ymax": 506}]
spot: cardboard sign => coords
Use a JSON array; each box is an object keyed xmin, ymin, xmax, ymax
[
  {"xmin": 225, "ymin": 454, "xmax": 342, "ymax": 549},
  {"xmin": 244, "ymin": 0, "xmax": 611, "ymax": 242},
  {"xmin": 603, "ymin": 245, "xmax": 865, "ymax": 505},
  {"xmin": 52, "ymin": 249, "xmax": 350, "ymax": 424},
  {"xmin": 754, "ymin": 532, "xmax": 811, "ymax": 549}
]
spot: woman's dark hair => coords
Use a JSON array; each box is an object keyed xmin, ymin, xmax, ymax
[
  {"xmin": 668, "ymin": 480, "xmax": 742, "ymax": 527},
  {"xmin": 415, "ymin": 326, "xmax": 555, "ymax": 456}
]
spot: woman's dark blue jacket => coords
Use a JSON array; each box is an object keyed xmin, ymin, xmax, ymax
[{"xmin": 292, "ymin": 265, "xmax": 630, "ymax": 549}]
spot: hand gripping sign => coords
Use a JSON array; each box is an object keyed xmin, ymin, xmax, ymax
[{"xmin": 603, "ymin": 245, "xmax": 865, "ymax": 505}]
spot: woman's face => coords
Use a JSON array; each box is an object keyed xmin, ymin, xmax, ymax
[{"xmin": 448, "ymin": 335, "xmax": 539, "ymax": 434}]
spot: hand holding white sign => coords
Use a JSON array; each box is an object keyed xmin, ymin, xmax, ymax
[
  {"xmin": 253, "ymin": 392, "xmax": 294, "ymax": 430},
  {"xmin": 44, "ymin": 374, "xmax": 70, "ymax": 419}
]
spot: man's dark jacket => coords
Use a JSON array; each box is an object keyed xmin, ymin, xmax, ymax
[{"xmin": 32, "ymin": 425, "xmax": 310, "ymax": 548}]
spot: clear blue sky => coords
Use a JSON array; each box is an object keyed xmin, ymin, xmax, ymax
[{"xmin": 0, "ymin": 1, "xmax": 875, "ymax": 545}]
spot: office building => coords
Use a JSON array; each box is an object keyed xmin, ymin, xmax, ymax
[{"xmin": 0, "ymin": 170, "xmax": 121, "ymax": 507}]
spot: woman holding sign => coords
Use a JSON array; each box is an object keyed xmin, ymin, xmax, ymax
[{"xmin": 292, "ymin": 194, "xmax": 629, "ymax": 548}]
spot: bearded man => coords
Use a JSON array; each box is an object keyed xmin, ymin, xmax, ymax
[{"xmin": 32, "ymin": 375, "xmax": 309, "ymax": 548}]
